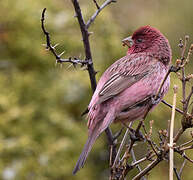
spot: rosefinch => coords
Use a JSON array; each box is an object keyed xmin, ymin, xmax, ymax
[{"xmin": 73, "ymin": 26, "xmax": 171, "ymax": 174}]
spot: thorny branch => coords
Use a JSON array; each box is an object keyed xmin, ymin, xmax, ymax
[
  {"xmin": 41, "ymin": 1, "xmax": 193, "ymax": 179},
  {"xmin": 41, "ymin": 0, "xmax": 118, "ymax": 173}
]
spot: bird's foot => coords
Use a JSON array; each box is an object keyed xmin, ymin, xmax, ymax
[
  {"xmin": 129, "ymin": 127, "xmax": 145, "ymax": 142},
  {"xmin": 151, "ymin": 95, "xmax": 161, "ymax": 105}
]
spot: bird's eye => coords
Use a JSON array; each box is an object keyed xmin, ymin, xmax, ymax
[{"xmin": 136, "ymin": 39, "xmax": 143, "ymax": 43}]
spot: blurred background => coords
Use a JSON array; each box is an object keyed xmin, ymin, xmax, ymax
[{"xmin": 0, "ymin": 0, "xmax": 193, "ymax": 179}]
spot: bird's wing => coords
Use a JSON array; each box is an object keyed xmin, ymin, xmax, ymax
[{"xmin": 97, "ymin": 54, "xmax": 157, "ymax": 104}]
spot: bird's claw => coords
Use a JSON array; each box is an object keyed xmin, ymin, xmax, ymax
[
  {"xmin": 151, "ymin": 95, "xmax": 161, "ymax": 105},
  {"xmin": 129, "ymin": 128, "xmax": 145, "ymax": 142}
]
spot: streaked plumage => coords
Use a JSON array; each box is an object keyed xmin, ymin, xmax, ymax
[{"xmin": 73, "ymin": 26, "xmax": 172, "ymax": 174}]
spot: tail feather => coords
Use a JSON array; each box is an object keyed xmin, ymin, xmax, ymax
[
  {"xmin": 73, "ymin": 109, "xmax": 116, "ymax": 174},
  {"xmin": 72, "ymin": 126, "xmax": 98, "ymax": 174}
]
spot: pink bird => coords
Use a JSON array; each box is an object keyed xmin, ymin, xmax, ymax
[{"xmin": 73, "ymin": 26, "xmax": 172, "ymax": 174}]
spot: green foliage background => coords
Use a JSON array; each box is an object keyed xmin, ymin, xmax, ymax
[{"xmin": 0, "ymin": 0, "xmax": 192, "ymax": 179}]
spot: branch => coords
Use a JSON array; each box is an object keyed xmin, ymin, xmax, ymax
[
  {"xmin": 173, "ymin": 167, "xmax": 181, "ymax": 180},
  {"xmin": 71, "ymin": 0, "xmax": 117, "ymax": 164},
  {"xmin": 179, "ymin": 159, "xmax": 187, "ymax": 177},
  {"xmin": 112, "ymin": 128, "xmax": 129, "ymax": 168},
  {"xmin": 41, "ymin": 1, "xmax": 117, "ymax": 168},
  {"xmin": 86, "ymin": 0, "xmax": 116, "ymax": 29},
  {"xmin": 132, "ymin": 158, "xmax": 162, "ymax": 180},
  {"xmin": 130, "ymin": 149, "xmax": 147, "ymax": 180},
  {"xmin": 155, "ymin": 65, "xmax": 179, "ymax": 100},
  {"xmin": 71, "ymin": 0, "xmax": 97, "ymax": 92},
  {"xmin": 169, "ymin": 85, "xmax": 178, "ymax": 180},
  {"xmin": 161, "ymin": 100, "xmax": 184, "ymax": 115},
  {"xmin": 92, "ymin": 0, "xmax": 100, "ymax": 9},
  {"xmin": 41, "ymin": 8, "xmax": 90, "ymax": 68}
]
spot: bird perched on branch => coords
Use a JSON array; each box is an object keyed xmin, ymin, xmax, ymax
[{"xmin": 73, "ymin": 26, "xmax": 172, "ymax": 174}]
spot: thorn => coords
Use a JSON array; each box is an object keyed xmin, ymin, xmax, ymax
[
  {"xmin": 72, "ymin": 62, "xmax": 76, "ymax": 68},
  {"xmin": 58, "ymin": 51, "xmax": 65, "ymax": 57},
  {"xmin": 42, "ymin": 44, "xmax": 47, "ymax": 47},
  {"xmin": 88, "ymin": 32, "xmax": 94, "ymax": 36},
  {"xmin": 52, "ymin": 43, "xmax": 60, "ymax": 49},
  {"xmin": 74, "ymin": 13, "xmax": 78, "ymax": 18},
  {"xmin": 81, "ymin": 66, "xmax": 88, "ymax": 71},
  {"xmin": 94, "ymin": 71, "xmax": 99, "ymax": 75},
  {"xmin": 67, "ymin": 64, "xmax": 73, "ymax": 69}
]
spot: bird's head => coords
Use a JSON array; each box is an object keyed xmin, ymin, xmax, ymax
[{"xmin": 122, "ymin": 26, "xmax": 172, "ymax": 65}]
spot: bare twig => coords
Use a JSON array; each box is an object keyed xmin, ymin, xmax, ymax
[
  {"xmin": 174, "ymin": 128, "xmax": 184, "ymax": 143},
  {"xmin": 184, "ymin": 86, "xmax": 193, "ymax": 112},
  {"xmin": 142, "ymin": 122, "xmax": 159, "ymax": 157},
  {"xmin": 130, "ymin": 149, "xmax": 147, "ymax": 180},
  {"xmin": 155, "ymin": 65, "xmax": 179, "ymax": 100},
  {"xmin": 176, "ymin": 139, "xmax": 193, "ymax": 149},
  {"xmin": 93, "ymin": 0, "xmax": 100, "ymax": 9},
  {"xmin": 86, "ymin": 0, "xmax": 116, "ymax": 29},
  {"xmin": 169, "ymin": 85, "xmax": 178, "ymax": 180},
  {"xmin": 180, "ymin": 38, "xmax": 187, "ymax": 111},
  {"xmin": 41, "ymin": 9, "xmax": 93, "ymax": 69},
  {"xmin": 113, "ymin": 128, "xmax": 129, "ymax": 168},
  {"xmin": 131, "ymin": 153, "xmax": 156, "ymax": 167},
  {"xmin": 161, "ymin": 100, "xmax": 184, "ymax": 115},
  {"xmin": 132, "ymin": 157, "xmax": 162, "ymax": 180},
  {"xmin": 173, "ymin": 167, "xmax": 181, "ymax": 180},
  {"xmin": 71, "ymin": 0, "xmax": 97, "ymax": 92},
  {"xmin": 179, "ymin": 159, "xmax": 187, "ymax": 177}
]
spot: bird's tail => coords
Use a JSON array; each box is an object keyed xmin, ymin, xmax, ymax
[
  {"xmin": 72, "ymin": 109, "xmax": 116, "ymax": 174},
  {"xmin": 72, "ymin": 126, "xmax": 98, "ymax": 174}
]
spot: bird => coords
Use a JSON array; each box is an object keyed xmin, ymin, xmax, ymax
[{"xmin": 73, "ymin": 25, "xmax": 172, "ymax": 174}]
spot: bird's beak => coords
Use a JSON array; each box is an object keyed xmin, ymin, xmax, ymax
[{"xmin": 122, "ymin": 36, "xmax": 133, "ymax": 48}]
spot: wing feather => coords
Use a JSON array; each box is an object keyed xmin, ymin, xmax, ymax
[{"xmin": 96, "ymin": 54, "xmax": 157, "ymax": 104}]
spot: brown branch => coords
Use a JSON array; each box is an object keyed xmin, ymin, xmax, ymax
[
  {"xmin": 93, "ymin": 0, "xmax": 100, "ymax": 9},
  {"xmin": 173, "ymin": 167, "xmax": 181, "ymax": 180},
  {"xmin": 41, "ymin": 1, "xmax": 117, "ymax": 167},
  {"xmin": 184, "ymin": 86, "xmax": 193, "ymax": 112},
  {"xmin": 169, "ymin": 85, "xmax": 178, "ymax": 180},
  {"xmin": 176, "ymin": 139, "xmax": 193, "ymax": 149},
  {"xmin": 130, "ymin": 149, "xmax": 147, "ymax": 180},
  {"xmin": 86, "ymin": 0, "xmax": 116, "ymax": 29},
  {"xmin": 161, "ymin": 100, "xmax": 184, "ymax": 115},
  {"xmin": 179, "ymin": 145, "xmax": 193, "ymax": 151},
  {"xmin": 132, "ymin": 157, "xmax": 162, "ymax": 180},
  {"xmin": 131, "ymin": 153, "xmax": 156, "ymax": 167},
  {"xmin": 155, "ymin": 65, "xmax": 180, "ymax": 100},
  {"xmin": 71, "ymin": 0, "xmax": 117, "ymax": 159},
  {"xmin": 71, "ymin": 0, "xmax": 97, "ymax": 92},
  {"xmin": 174, "ymin": 128, "xmax": 184, "ymax": 143},
  {"xmin": 112, "ymin": 128, "xmax": 129, "ymax": 168},
  {"xmin": 142, "ymin": 123, "xmax": 159, "ymax": 157},
  {"xmin": 41, "ymin": 9, "xmax": 90, "ymax": 67},
  {"xmin": 179, "ymin": 159, "xmax": 187, "ymax": 177}
]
